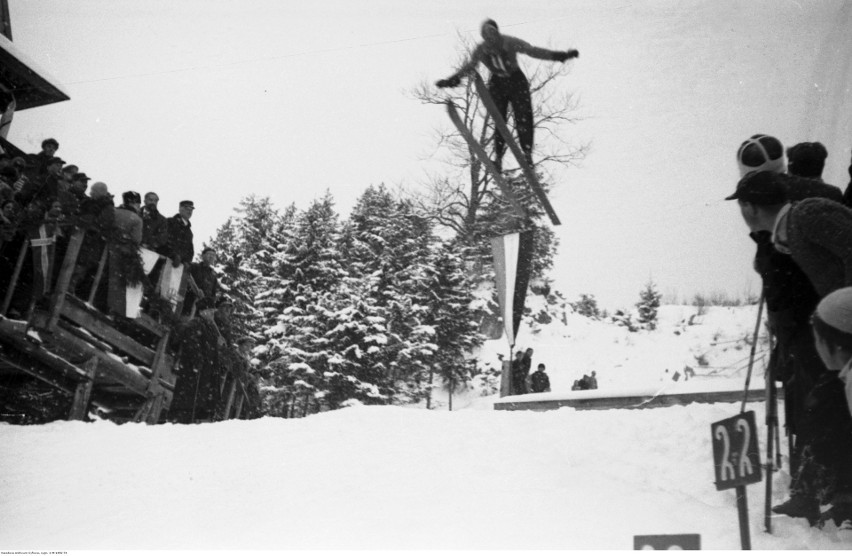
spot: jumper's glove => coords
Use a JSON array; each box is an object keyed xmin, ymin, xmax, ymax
[
  {"xmin": 554, "ymin": 49, "xmax": 579, "ymax": 62},
  {"xmin": 435, "ymin": 76, "xmax": 461, "ymax": 89}
]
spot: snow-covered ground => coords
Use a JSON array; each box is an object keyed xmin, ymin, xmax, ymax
[{"xmin": 3, "ymin": 304, "xmax": 852, "ymax": 551}]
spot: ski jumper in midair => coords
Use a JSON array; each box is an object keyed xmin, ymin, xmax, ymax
[{"xmin": 436, "ymin": 19, "xmax": 579, "ymax": 171}]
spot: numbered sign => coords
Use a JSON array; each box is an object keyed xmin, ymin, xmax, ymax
[
  {"xmin": 634, "ymin": 534, "xmax": 701, "ymax": 550},
  {"xmin": 711, "ymin": 411, "xmax": 762, "ymax": 491}
]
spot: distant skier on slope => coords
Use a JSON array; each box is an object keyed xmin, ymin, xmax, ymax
[{"xmin": 435, "ymin": 19, "xmax": 578, "ymax": 171}]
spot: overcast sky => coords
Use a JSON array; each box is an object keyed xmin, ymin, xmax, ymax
[{"xmin": 7, "ymin": 0, "xmax": 852, "ymax": 309}]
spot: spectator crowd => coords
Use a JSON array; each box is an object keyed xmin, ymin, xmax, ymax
[
  {"xmin": 728, "ymin": 134, "xmax": 852, "ymax": 528},
  {"xmin": 508, "ymin": 348, "xmax": 551, "ymax": 394},
  {"xmin": 0, "ymin": 138, "xmax": 260, "ymax": 423}
]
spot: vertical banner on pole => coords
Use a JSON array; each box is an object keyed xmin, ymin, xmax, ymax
[
  {"xmin": 490, "ymin": 230, "xmax": 535, "ymax": 347},
  {"xmin": 491, "ymin": 230, "xmax": 534, "ymax": 397}
]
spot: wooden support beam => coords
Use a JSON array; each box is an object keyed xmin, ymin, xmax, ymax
[
  {"xmin": 1, "ymin": 240, "xmax": 28, "ymax": 315},
  {"xmin": 47, "ymin": 229, "xmax": 85, "ymax": 330},
  {"xmin": 233, "ymin": 391, "xmax": 245, "ymax": 420},
  {"xmin": 0, "ymin": 352, "xmax": 77, "ymax": 394},
  {"xmin": 132, "ymin": 313, "xmax": 168, "ymax": 337},
  {"xmin": 0, "ymin": 321, "xmax": 89, "ymax": 384},
  {"xmin": 60, "ymin": 295, "xmax": 156, "ymax": 366},
  {"xmin": 68, "ymin": 357, "xmax": 97, "ymax": 421},
  {"xmin": 87, "ymin": 248, "xmax": 108, "ymax": 305},
  {"xmin": 30, "ymin": 313, "xmax": 150, "ymax": 395},
  {"xmin": 223, "ymin": 379, "xmax": 237, "ymax": 419}
]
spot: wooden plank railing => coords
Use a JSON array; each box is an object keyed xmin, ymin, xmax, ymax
[{"xmin": 0, "ymin": 224, "xmax": 192, "ymax": 423}]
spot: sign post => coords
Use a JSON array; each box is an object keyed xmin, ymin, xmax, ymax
[{"xmin": 711, "ymin": 410, "xmax": 762, "ymax": 550}]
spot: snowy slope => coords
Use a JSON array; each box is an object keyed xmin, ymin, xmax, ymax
[
  {"xmin": 2, "ymin": 403, "xmax": 852, "ymax": 550},
  {"xmin": 4, "ymin": 304, "xmax": 851, "ymax": 550}
]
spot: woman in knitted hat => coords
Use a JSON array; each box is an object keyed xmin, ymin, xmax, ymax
[{"xmin": 435, "ymin": 19, "xmax": 578, "ymax": 172}]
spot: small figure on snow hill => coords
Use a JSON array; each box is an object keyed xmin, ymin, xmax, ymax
[
  {"xmin": 435, "ymin": 19, "xmax": 578, "ymax": 172},
  {"xmin": 520, "ymin": 347, "xmax": 534, "ymax": 383},
  {"xmin": 529, "ymin": 363, "xmax": 551, "ymax": 393},
  {"xmin": 511, "ymin": 350, "xmax": 527, "ymax": 395},
  {"xmin": 587, "ymin": 370, "xmax": 598, "ymax": 390}
]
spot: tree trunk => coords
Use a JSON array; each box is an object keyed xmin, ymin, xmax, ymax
[{"xmin": 426, "ymin": 367, "xmax": 434, "ymax": 409}]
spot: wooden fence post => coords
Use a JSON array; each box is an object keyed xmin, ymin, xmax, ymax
[
  {"xmin": 47, "ymin": 229, "xmax": 85, "ymax": 330},
  {"xmin": 68, "ymin": 357, "xmax": 98, "ymax": 421},
  {"xmin": 87, "ymin": 247, "xmax": 108, "ymax": 305},
  {"xmin": 1, "ymin": 240, "xmax": 28, "ymax": 315}
]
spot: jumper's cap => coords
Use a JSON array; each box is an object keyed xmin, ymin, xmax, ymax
[
  {"xmin": 736, "ymin": 134, "xmax": 786, "ymax": 178},
  {"xmin": 179, "ymin": 200, "xmax": 195, "ymax": 208}
]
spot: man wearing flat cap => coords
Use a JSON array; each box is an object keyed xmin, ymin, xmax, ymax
[{"xmin": 165, "ymin": 200, "xmax": 194, "ymax": 268}]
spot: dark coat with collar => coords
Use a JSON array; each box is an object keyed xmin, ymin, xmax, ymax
[
  {"xmin": 166, "ymin": 214, "xmax": 194, "ymax": 265},
  {"xmin": 141, "ymin": 206, "xmax": 169, "ymax": 254}
]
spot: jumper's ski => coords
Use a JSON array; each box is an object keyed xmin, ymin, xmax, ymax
[
  {"xmin": 445, "ymin": 100, "xmax": 529, "ymax": 221},
  {"xmin": 473, "ymin": 72, "xmax": 561, "ymax": 226}
]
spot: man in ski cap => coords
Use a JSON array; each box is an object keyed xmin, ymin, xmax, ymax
[
  {"xmin": 736, "ymin": 133, "xmax": 786, "ymax": 178},
  {"xmin": 435, "ymin": 19, "xmax": 578, "ymax": 171}
]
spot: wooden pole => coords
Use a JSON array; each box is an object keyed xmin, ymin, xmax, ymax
[
  {"xmin": 1, "ymin": 239, "xmax": 28, "ymax": 315},
  {"xmin": 500, "ymin": 358, "xmax": 512, "ymax": 397},
  {"xmin": 47, "ymin": 229, "xmax": 85, "ymax": 329},
  {"xmin": 737, "ymin": 485, "xmax": 751, "ymax": 550},
  {"xmin": 764, "ymin": 376, "xmax": 777, "ymax": 533},
  {"xmin": 68, "ymin": 357, "xmax": 98, "ymax": 421},
  {"xmin": 740, "ymin": 294, "xmax": 765, "ymax": 414},
  {"xmin": 87, "ymin": 247, "xmax": 108, "ymax": 305},
  {"xmin": 223, "ymin": 379, "xmax": 237, "ymax": 419}
]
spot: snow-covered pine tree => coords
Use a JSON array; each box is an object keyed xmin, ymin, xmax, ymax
[
  {"xmin": 636, "ymin": 280, "xmax": 662, "ymax": 330},
  {"xmin": 263, "ymin": 191, "xmax": 351, "ymax": 413},
  {"xmin": 205, "ymin": 195, "xmax": 295, "ymax": 341},
  {"xmin": 571, "ymin": 293, "xmax": 601, "ymax": 319},
  {"xmin": 420, "ymin": 240, "xmax": 484, "ymax": 408},
  {"xmin": 345, "ymin": 185, "xmax": 440, "ymax": 404}
]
